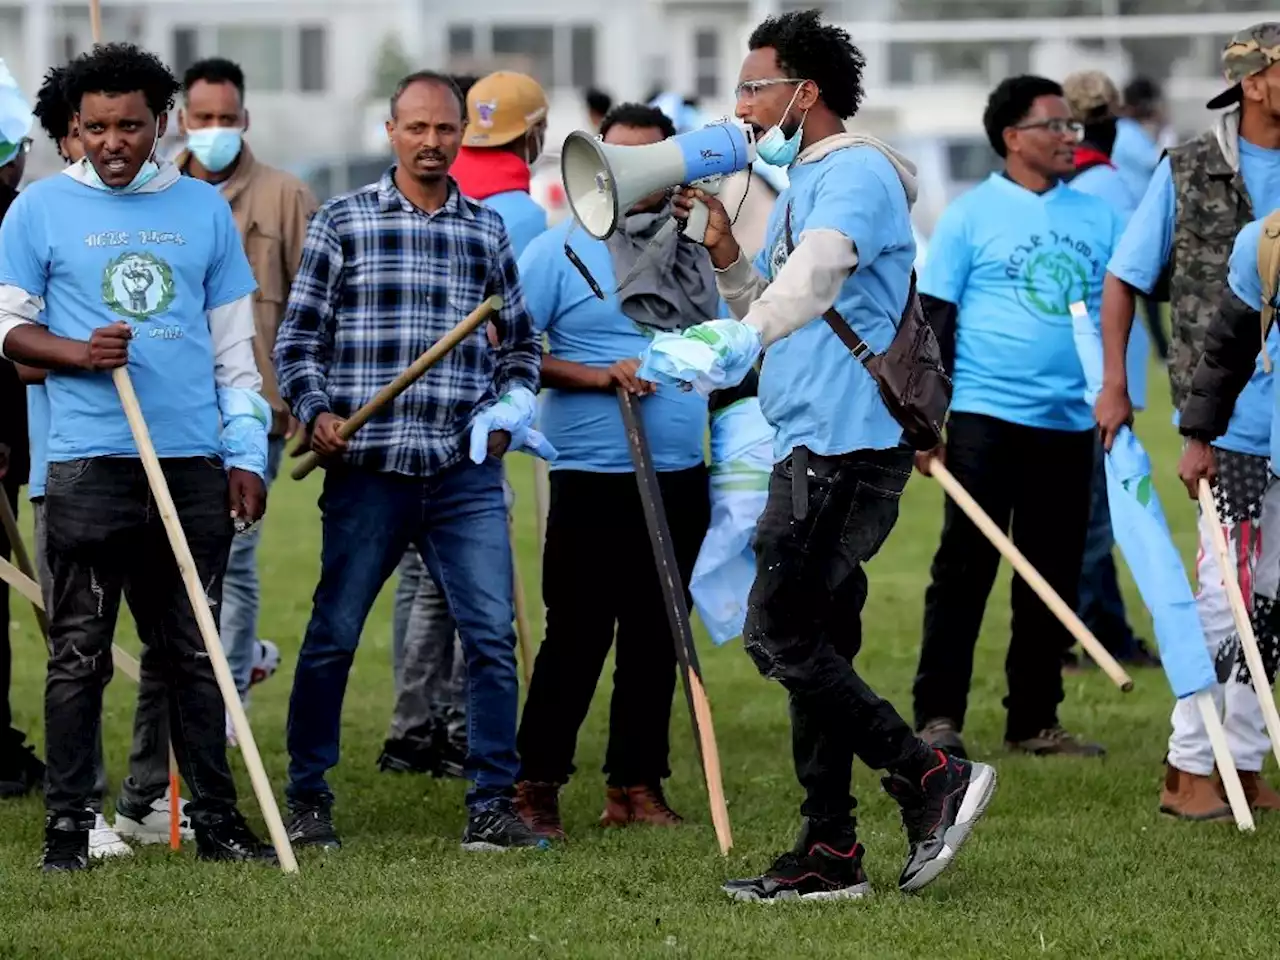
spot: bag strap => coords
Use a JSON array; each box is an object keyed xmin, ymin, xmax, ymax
[
  {"xmin": 784, "ymin": 202, "xmax": 876, "ymax": 364},
  {"xmin": 1258, "ymin": 210, "xmax": 1280, "ymax": 374}
]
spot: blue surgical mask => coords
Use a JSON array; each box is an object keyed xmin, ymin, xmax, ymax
[
  {"xmin": 755, "ymin": 85, "xmax": 809, "ymax": 168},
  {"xmin": 187, "ymin": 126, "xmax": 243, "ymax": 173},
  {"xmin": 82, "ymin": 126, "xmax": 162, "ymax": 194}
]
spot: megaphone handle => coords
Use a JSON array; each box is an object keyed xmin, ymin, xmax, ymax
[{"xmin": 682, "ymin": 198, "xmax": 711, "ymax": 244}]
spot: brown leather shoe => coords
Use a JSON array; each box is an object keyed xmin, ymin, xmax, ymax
[
  {"xmin": 1223, "ymin": 771, "xmax": 1280, "ymax": 812},
  {"xmin": 1161, "ymin": 764, "xmax": 1233, "ymax": 821},
  {"xmin": 514, "ymin": 781, "xmax": 566, "ymax": 841},
  {"xmin": 1006, "ymin": 726, "xmax": 1106, "ymax": 757},
  {"xmin": 599, "ymin": 784, "xmax": 684, "ymax": 827}
]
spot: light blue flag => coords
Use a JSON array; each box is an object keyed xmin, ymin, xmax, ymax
[
  {"xmin": 1070, "ymin": 302, "xmax": 1216, "ymax": 698},
  {"xmin": 690, "ymin": 396, "xmax": 774, "ymax": 645},
  {"xmin": 0, "ymin": 59, "xmax": 33, "ymax": 168}
]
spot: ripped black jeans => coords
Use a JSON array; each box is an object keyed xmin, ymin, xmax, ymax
[
  {"xmin": 43, "ymin": 456, "xmax": 238, "ymax": 822},
  {"xmin": 743, "ymin": 445, "xmax": 930, "ymax": 822}
]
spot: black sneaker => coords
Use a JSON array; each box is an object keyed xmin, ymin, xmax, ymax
[
  {"xmin": 882, "ymin": 750, "xmax": 997, "ymax": 893},
  {"xmin": 286, "ymin": 801, "xmax": 342, "ymax": 850},
  {"xmin": 0, "ymin": 742, "xmax": 45, "ymax": 799},
  {"xmin": 194, "ymin": 807, "xmax": 278, "ymax": 864},
  {"xmin": 377, "ymin": 738, "xmax": 435, "ymax": 775},
  {"xmin": 461, "ymin": 798, "xmax": 549, "ymax": 851},
  {"xmin": 41, "ymin": 811, "xmax": 92, "ymax": 873},
  {"xmin": 723, "ymin": 821, "xmax": 871, "ymax": 902}
]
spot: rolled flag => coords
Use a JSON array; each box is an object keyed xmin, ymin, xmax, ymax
[
  {"xmin": 637, "ymin": 318, "xmax": 762, "ymax": 396},
  {"xmin": 0, "ymin": 59, "xmax": 33, "ymax": 168},
  {"xmin": 691, "ymin": 393, "xmax": 774, "ymax": 645},
  {"xmin": 1070, "ymin": 301, "xmax": 1216, "ymax": 698}
]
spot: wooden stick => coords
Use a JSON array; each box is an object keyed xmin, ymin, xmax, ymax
[
  {"xmin": 169, "ymin": 746, "xmax": 182, "ymax": 850},
  {"xmin": 0, "ymin": 495, "xmax": 48, "ymax": 636},
  {"xmin": 111, "ymin": 367, "xmax": 297, "ymax": 874},
  {"xmin": 0, "ymin": 554, "xmax": 141, "ymax": 681},
  {"xmin": 508, "ymin": 510, "xmax": 535, "ymax": 689},
  {"xmin": 291, "ymin": 296, "xmax": 502, "ymax": 481},
  {"xmin": 1197, "ymin": 479, "xmax": 1280, "ymax": 771},
  {"xmin": 89, "ymin": 0, "xmax": 101, "ymax": 45},
  {"xmin": 1197, "ymin": 691, "xmax": 1255, "ymax": 831},
  {"xmin": 618, "ymin": 389, "xmax": 732, "ymax": 854},
  {"xmin": 929, "ymin": 461, "xmax": 1135, "ymax": 693}
]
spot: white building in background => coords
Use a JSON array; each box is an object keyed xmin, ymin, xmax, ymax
[{"xmin": 1, "ymin": 0, "xmax": 1265, "ymax": 183}]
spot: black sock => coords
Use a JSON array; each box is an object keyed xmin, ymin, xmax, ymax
[{"xmin": 892, "ymin": 740, "xmax": 945, "ymax": 783}]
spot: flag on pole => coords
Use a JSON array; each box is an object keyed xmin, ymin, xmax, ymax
[
  {"xmin": 1070, "ymin": 302, "xmax": 1216, "ymax": 698},
  {"xmin": 0, "ymin": 59, "xmax": 32, "ymax": 168}
]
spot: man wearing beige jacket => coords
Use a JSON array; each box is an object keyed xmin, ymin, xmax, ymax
[{"xmin": 174, "ymin": 56, "xmax": 316, "ymax": 704}]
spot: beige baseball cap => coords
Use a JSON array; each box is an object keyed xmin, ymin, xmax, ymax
[
  {"xmin": 1062, "ymin": 70, "xmax": 1121, "ymax": 122},
  {"xmin": 463, "ymin": 71, "xmax": 548, "ymax": 147}
]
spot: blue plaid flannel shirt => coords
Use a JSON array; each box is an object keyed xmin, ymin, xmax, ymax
[{"xmin": 274, "ymin": 169, "xmax": 540, "ymax": 477}]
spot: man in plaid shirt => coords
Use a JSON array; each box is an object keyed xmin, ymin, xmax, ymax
[{"xmin": 274, "ymin": 70, "xmax": 544, "ymax": 852}]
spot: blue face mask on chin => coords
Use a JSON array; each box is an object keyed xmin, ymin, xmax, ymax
[
  {"xmin": 755, "ymin": 85, "xmax": 810, "ymax": 168},
  {"xmin": 186, "ymin": 126, "xmax": 244, "ymax": 174},
  {"xmin": 83, "ymin": 126, "xmax": 162, "ymax": 194}
]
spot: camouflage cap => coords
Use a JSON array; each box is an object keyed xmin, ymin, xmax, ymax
[
  {"xmin": 1207, "ymin": 22, "xmax": 1280, "ymax": 110},
  {"xmin": 1062, "ymin": 70, "xmax": 1121, "ymax": 122}
]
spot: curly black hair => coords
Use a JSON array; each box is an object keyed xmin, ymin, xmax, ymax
[
  {"xmin": 183, "ymin": 57, "xmax": 245, "ymax": 100},
  {"xmin": 748, "ymin": 9, "xmax": 866, "ymax": 120},
  {"xmin": 63, "ymin": 42, "xmax": 179, "ymax": 118},
  {"xmin": 33, "ymin": 65, "xmax": 73, "ymax": 145},
  {"xmin": 983, "ymin": 75, "xmax": 1064, "ymax": 158},
  {"xmin": 599, "ymin": 103, "xmax": 676, "ymax": 140}
]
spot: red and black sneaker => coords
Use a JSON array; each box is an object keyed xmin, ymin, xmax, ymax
[
  {"xmin": 722, "ymin": 822, "xmax": 871, "ymax": 903},
  {"xmin": 882, "ymin": 750, "xmax": 997, "ymax": 893}
]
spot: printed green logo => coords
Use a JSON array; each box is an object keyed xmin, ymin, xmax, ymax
[{"xmin": 102, "ymin": 251, "xmax": 176, "ymax": 321}]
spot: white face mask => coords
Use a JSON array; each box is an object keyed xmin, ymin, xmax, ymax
[{"xmin": 83, "ymin": 125, "xmax": 162, "ymax": 194}]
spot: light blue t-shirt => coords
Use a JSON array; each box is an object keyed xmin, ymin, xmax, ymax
[
  {"xmin": 26, "ymin": 383, "xmax": 48, "ymax": 499},
  {"xmin": 1226, "ymin": 220, "xmax": 1280, "ymax": 461},
  {"xmin": 0, "ymin": 174, "xmax": 258, "ymax": 463},
  {"xmin": 1112, "ymin": 117, "xmax": 1161, "ymax": 203},
  {"xmin": 1070, "ymin": 161, "xmax": 1149, "ymax": 410},
  {"xmin": 484, "ymin": 190, "xmax": 547, "ymax": 260},
  {"xmin": 1108, "ymin": 138, "xmax": 1280, "ymax": 452},
  {"xmin": 518, "ymin": 220, "xmax": 707, "ymax": 473},
  {"xmin": 755, "ymin": 145, "xmax": 914, "ymax": 460},
  {"xmin": 922, "ymin": 174, "xmax": 1120, "ymax": 433}
]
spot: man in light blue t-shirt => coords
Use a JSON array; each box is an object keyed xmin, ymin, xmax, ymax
[
  {"xmin": 913, "ymin": 76, "xmax": 1118, "ymax": 763},
  {"xmin": 0, "ymin": 44, "xmax": 274, "ymax": 872},
  {"xmin": 510, "ymin": 103, "xmax": 711, "ymax": 841},
  {"xmin": 1060, "ymin": 69, "xmax": 1160, "ymax": 670},
  {"xmin": 641, "ymin": 10, "xmax": 996, "ymax": 903}
]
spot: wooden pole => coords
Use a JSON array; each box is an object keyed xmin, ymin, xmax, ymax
[
  {"xmin": 111, "ymin": 367, "xmax": 297, "ymax": 874},
  {"xmin": 290, "ymin": 297, "xmax": 502, "ymax": 481},
  {"xmin": 0, "ymin": 495, "xmax": 48, "ymax": 637},
  {"xmin": 1198, "ymin": 479, "xmax": 1280, "ymax": 772},
  {"xmin": 618, "ymin": 389, "xmax": 732, "ymax": 855},
  {"xmin": 930, "ymin": 460, "xmax": 1135, "ymax": 693}
]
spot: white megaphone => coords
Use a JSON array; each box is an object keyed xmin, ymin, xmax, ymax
[{"xmin": 561, "ymin": 118, "xmax": 757, "ymax": 243}]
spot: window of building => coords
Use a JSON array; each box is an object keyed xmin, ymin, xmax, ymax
[
  {"xmin": 215, "ymin": 26, "xmax": 286, "ymax": 93},
  {"xmin": 448, "ymin": 25, "xmax": 474, "ymax": 57},
  {"xmin": 491, "ymin": 26, "xmax": 555, "ymax": 88},
  {"xmin": 299, "ymin": 26, "xmax": 327, "ymax": 93},
  {"xmin": 172, "ymin": 27, "xmax": 198, "ymax": 77},
  {"xmin": 570, "ymin": 25, "xmax": 595, "ymax": 89},
  {"xmin": 693, "ymin": 29, "xmax": 720, "ymax": 98}
]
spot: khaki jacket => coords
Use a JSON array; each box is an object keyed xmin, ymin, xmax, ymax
[{"xmin": 176, "ymin": 142, "xmax": 318, "ymax": 435}]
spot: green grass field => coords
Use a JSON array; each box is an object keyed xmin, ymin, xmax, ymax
[{"xmin": 2, "ymin": 377, "xmax": 1279, "ymax": 959}]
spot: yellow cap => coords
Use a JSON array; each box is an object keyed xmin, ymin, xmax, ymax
[{"xmin": 464, "ymin": 71, "xmax": 549, "ymax": 147}]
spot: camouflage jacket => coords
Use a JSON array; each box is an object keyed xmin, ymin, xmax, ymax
[{"xmin": 1166, "ymin": 111, "xmax": 1253, "ymax": 412}]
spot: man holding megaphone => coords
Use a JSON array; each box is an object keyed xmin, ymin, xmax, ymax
[{"xmin": 637, "ymin": 10, "xmax": 997, "ymax": 902}]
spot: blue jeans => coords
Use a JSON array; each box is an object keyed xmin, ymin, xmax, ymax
[
  {"xmin": 1076, "ymin": 439, "xmax": 1138, "ymax": 657},
  {"xmin": 220, "ymin": 437, "xmax": 285, "ymax": 699},
  {"xmin": 286, "ymin": 458, "xmax": 517, "ymax": 810}
]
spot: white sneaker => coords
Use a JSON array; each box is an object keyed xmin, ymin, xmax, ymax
[
  {"xmin": 114, "ymin": 795, "xmax": 194, "ymax": 844},
  {"xmin": 249, "ymin": 639, "xmax": 280, "ymax": 686},
  {"xmin": 89, "ymin": 812, "xmax": 133, "ymax": 859}
]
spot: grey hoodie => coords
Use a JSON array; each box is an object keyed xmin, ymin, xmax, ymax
[{"xmin": 716, "ymin": 132, "xmax": 918, "ymax": 346}]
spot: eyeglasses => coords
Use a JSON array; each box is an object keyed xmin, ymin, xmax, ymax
[
  {"xmin": 1013, "ymin": 118, "xmax": 1084, "ymax": 141},
  {"xmin": 733, "ymin": 78, "xmax": 807, "ymax": 102}
]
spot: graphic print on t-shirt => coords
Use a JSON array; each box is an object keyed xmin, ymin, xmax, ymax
[
  {"xmin": 89, "ymin": 229, "xmax": 189, "ymax": 330},
  {"xmin": 1007, "ymin": 229, "xmax": 1101, "ymax": 319}
]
